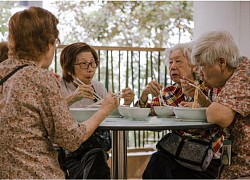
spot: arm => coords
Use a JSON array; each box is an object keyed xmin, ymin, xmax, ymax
[{"xmin": 207, "ymin": 102, "xmax": 236, "ymax": 128}]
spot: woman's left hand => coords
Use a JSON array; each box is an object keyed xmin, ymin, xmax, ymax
[{"xmin": 122, "ymin": 87, "xmax": 135, "ymax": 105}]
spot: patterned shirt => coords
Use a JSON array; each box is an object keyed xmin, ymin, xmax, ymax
[
  {"xmin": 0, "ymin": 58, "xmax": 87, "ymax": 179},
  {"xmin": 136, "ymin": 82, "xmax": 223, "ymax": 157},
  {"xmin": 218, "ymin": 57, "xmax": 250, "ymax": 179}
]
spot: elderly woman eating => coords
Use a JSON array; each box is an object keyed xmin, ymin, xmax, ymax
[
  {"xmin": 58, "ymin": 42, "xmax": 135, "ymax": 179},
  {"xmin": 189, "ymin": 30, "xmax": 250, "ymax": 179},
  {"xmin": 142, "ymin": 42, "xmax": 223, "ymax": 179}
]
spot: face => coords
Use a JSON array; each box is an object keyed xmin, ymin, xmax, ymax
[
  {"xmin": 74, "ymin": 52, "xmax": 97, "ymax": 85},
  {"xmin": 198, "ymin": 62, "xmax": 225, "ymax": 88},
  {"xmin": 169, "ymin": 49, "xmax": 193, "ymax": 84}
]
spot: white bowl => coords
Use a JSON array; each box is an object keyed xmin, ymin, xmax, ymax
[
  {"xmin": 153, "ymin": 106, "xmax": 174, "ymax": 117},
  {"xmin": 108, "ymin": 108, "xmax": 120, "ymax": 117},
  {"xmin": 173, "ymin": 107, "xmax": 207, "ymax": 121},
  {"xmin": 118, "ymin": 106, "xmax": 150, "ymax": 120},
  {"xmin": 70, "ymin": 108, "xmax": 99, "ymax": 122}
]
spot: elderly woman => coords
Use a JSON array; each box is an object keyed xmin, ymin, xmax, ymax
[
  {"xmin": 189, "ymin": 31, "xmax": 250, "ymax": 179},
  {"xmin": 142, "ymin": 42, "xmax": 223, "ymax": 179},
  {"xmin": 58, "ymin": 42, "xmax": 134, "ymax": 179},
  {"xmin": 0, "ymin": 41, "xmax": 9, "ymax": 63},
  {"xmin": 0, "ymin": 7, "xmax": 118, "ymax": 179}
]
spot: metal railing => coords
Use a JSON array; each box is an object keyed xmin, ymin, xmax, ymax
[{"xmin": 53, "ymin": 45, "xmax": 171, "ymax": 147}]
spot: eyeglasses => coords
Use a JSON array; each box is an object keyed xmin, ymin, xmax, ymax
[
  {"xmin": 55, "ymin": 38, "xmax": 60, "ymax": 48},
  {"xmin": 74, "ymin": 61, "xmax": 97, "ymax": 69}
]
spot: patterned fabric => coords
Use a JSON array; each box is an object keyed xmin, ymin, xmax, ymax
[
  {"xmin": 136, "ymin": 82, "xmax": 223, "ymax": 157},
  {"xmin": 0, "ymin": 58, "xmax": 87, "ymax": 179},
  {"xmin": 60, "ymin": 79, "xmax": 111, "ymax": 155},
  {"xmin": 216, "ymin": 57, "xmax": 250, "ymax": 179}
]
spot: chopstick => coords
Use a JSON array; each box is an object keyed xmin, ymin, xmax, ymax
[
  {"xmin": 85, "ymin": 90, "xmax": 122, "ymax": 108},
  {"xmin": 73, "ymin": 78, "xmax": 103, "ymax": 101},
  {"xmin": 188, "ymin": 82, "xmax": 197, "ymax": 88}
]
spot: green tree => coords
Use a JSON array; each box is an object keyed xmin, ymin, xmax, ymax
[
  {"xmin": 0, "ymin": 1, "xmax": 16, "ymax": 41},
  {"xmin": 53, "ymin": 1, "xmax": 193, "ymax": 48}
]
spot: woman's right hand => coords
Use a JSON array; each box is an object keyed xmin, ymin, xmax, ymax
[{"xmin": 100, "ymin": 92, "xmax": 119, "ymax": 113}]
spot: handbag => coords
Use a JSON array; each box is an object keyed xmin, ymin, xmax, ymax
[{"xmin": 156, "ymin": 131, "xmax": 214, "ymax": 171}]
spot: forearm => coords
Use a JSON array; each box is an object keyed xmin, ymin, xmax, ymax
[
  {"xmin": 140, "ymin": 91, "xmax": 148, "ymax": 104},
  {"xmin": 197, "ymin": 90, "xmax": 212, "ymax": 107},
  {"xmin": 81, "ymin": 108, "xmax": 110, "ymax": 140}
]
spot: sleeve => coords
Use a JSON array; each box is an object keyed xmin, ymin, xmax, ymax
[
  {"xmin": 40, "ymin": 72, "xmax": 87, "ymax": 152},
  {"xmin": 215, "ymin": 66, "xmax": 250, "ymax": 117}
]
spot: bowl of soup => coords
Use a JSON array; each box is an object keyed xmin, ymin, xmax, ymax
[
  {"xmin": 153, "ymin": 106, "xmax": 174, "ymax": 117},
  {"xmin": 118, "ymin": 106, "xmax": 150, "ymax": 120},
  {"xmin": 70, "ymin": 108, "xmax": 99, "ymax": 122}
]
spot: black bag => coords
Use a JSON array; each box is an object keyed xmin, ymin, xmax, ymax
[
  {"xmin": 59, "ymin": 148, "xmax": 110, "ymax": 179},
  {"xmin": 156, "ymin": 131, "xmax": 214, "ymax": 171},
  {"xmin": 70, "ymin": 129, "xmax": 111, "ymax": 158}
]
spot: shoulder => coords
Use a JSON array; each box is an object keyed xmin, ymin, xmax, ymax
[{"xmin": 92, "ymin": 80, "xmax": 106, "ymax": 90}]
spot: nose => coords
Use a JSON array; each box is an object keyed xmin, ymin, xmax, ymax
[{"xmin": 169, "ymin": 61, "xmax": 177, "ymax": 71}]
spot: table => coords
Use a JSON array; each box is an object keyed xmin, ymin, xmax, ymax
[{"xmin": 98, "ymin": 116, "xmax": 216, "ymax": 179}]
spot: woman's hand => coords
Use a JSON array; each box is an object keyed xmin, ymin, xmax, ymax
[
  {"xmin": 122, "ymin": 87, "xmax": 135, "ymax": 105},
  {"xmin": 141, "ymin": 80, "xmax": 162, "ymax": 103},
  {"xmin": 65, "ymin": 84, "xmax": 94, "ymax": 106},
  {"xmin": 100, "ymin": 92, "xmax": 119, "ymax": 113}
]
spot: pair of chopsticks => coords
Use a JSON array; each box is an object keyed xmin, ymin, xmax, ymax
[
  {"xmin": 73, "ymin": 78, "xmax": 103, "ymax": 101},
  {"xmin": 84, "ymin": 90, "xmax": 123, "ymax": 108}
]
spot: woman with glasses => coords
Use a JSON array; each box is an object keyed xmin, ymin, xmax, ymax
[
  {"xmin": 59, "ymin": 42, "xmax": 135, "ymax": 179},
  {"xmin": 0, "ymin": 7, "xmax": 118, "ymax": 179}
]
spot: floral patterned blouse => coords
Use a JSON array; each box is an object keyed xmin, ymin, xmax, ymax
[
  {"xmin": 0, "ymin": 58, "xmax": 87, "ymax": 179},
  {"xmin": 217, "ymin": 57, "xmax": 250, "ymax": 179}
]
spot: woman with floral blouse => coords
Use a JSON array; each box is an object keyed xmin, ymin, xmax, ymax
[
  {"xmin": 0, "ymin": 7, "xmax": 118, "ymax": 179},
  {"xmin": 189, "ymin": 31, "xmax": 249, "ymax": 179}
]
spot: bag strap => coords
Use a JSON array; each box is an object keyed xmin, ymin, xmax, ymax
[{"xmin": 0, "ymin": 64, "xmax": 29, "ymax": 85}]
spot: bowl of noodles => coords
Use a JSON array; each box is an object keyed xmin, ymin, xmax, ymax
[
  {"xmin": 70, "ymin": 108, "xmax": 99, "ymax": 122},
  {"xmin": 173, "ymin": 107, "xmax": 207, "ymax": 121}
]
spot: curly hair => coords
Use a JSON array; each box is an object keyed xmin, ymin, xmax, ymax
[
  {"xmin": 0, "ymin": 41, "xmax": 9, "ymax": 63},
  {"xmin": 8, "ymin": 6, "xmax": 59, "ymax": 61}
]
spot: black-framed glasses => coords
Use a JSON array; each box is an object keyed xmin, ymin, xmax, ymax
[{"xmin": 74, "ymin": 61, "xmax": 97, "ymax": 69}]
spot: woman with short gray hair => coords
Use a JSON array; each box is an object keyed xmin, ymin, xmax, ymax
[{"xmin": 187, "ymin": 30, "xmax": 249, "ymax": 178}]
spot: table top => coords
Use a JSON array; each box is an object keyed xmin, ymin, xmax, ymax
[{"xmin": 98, "ymin": 116, "xmax": 216, "ymax": 131}]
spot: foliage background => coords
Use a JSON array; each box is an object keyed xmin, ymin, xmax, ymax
[{"xmin": 0, "ymin": 1, "xmax": 193, "ymax": 48}]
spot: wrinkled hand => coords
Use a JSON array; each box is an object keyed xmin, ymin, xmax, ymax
[
  {"xmin": 72, "ymin": 84, "xmax": 94, "ymax": 102},
  {"xmin": 180, "ymin": 77, "xmax": 196, "ymax": 98},
  {"xmin": 100, "ymin": 92, "xmax": 119, "ymax": 113},
  {"xmin": 122, "ymin": 87, "xmax": 135, "ymax": 105},
  {"xmin": 142, "ymin": 80, "xmax": 162, "ymax": 97}
]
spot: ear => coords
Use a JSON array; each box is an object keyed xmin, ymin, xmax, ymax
[{"xmin": 219, "ymin": 58, "xmax": 227, "ymax": 71}]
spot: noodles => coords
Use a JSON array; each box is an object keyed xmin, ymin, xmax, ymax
[{"xmin": 192, "ymin": 81, "xmax": 205, "ymax": 109}]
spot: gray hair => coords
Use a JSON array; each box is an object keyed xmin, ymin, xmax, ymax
[
  {"xmin": 191, "ymin": 31, "xmax": 241, "ymax": 68},
  {"xmin": 165, "ymin": 42, "xmax": 194, "ymax": 65}
]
